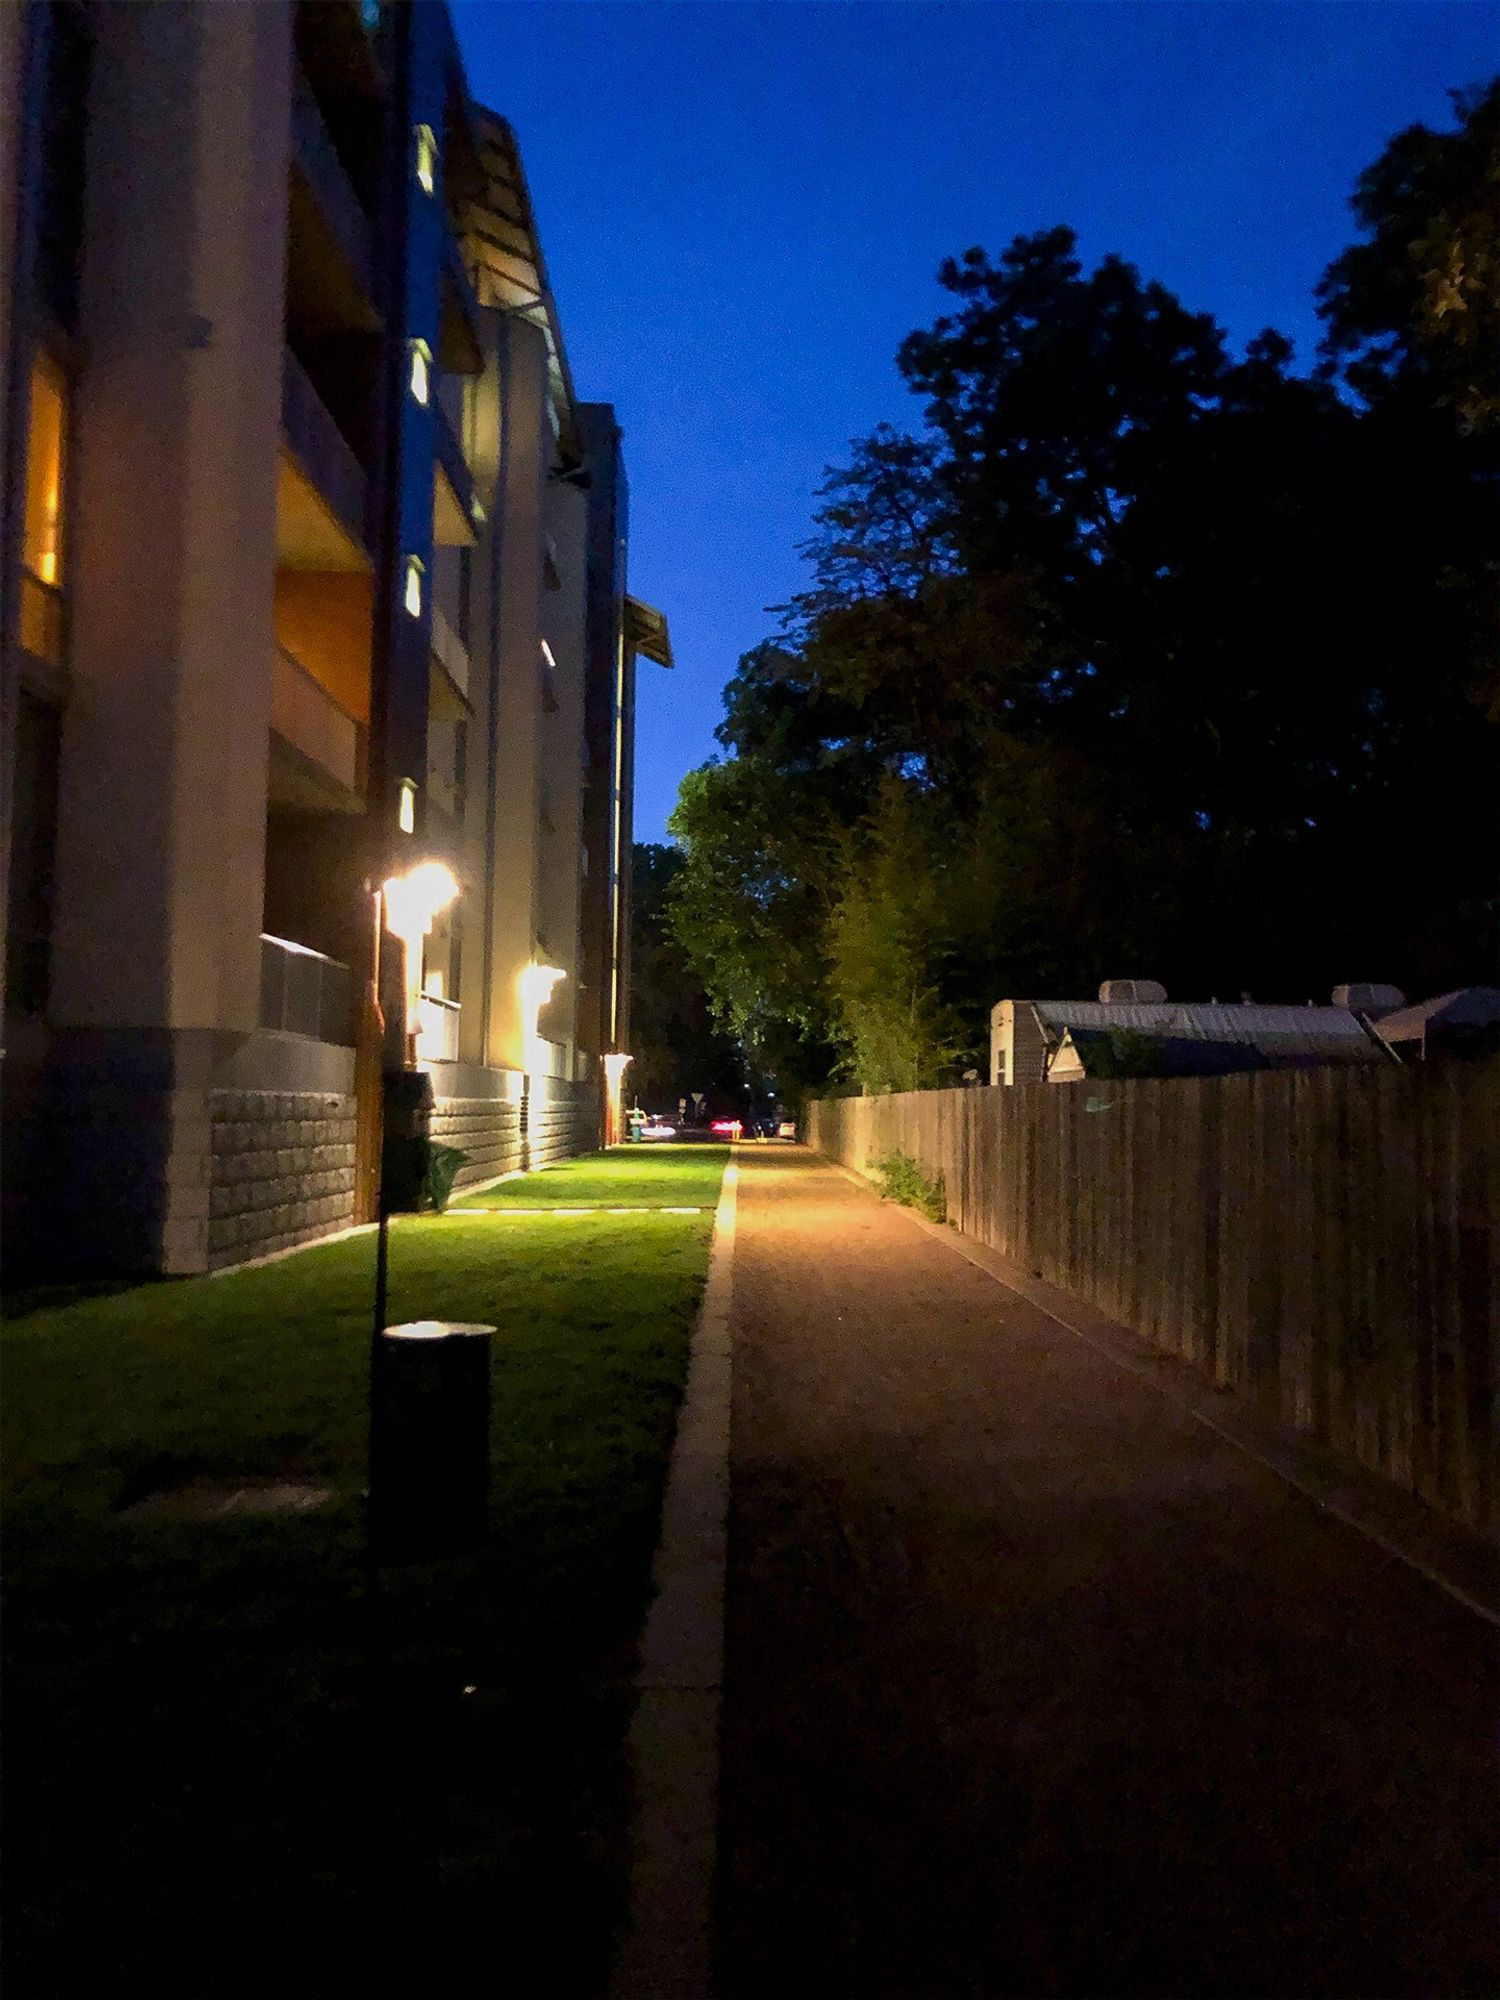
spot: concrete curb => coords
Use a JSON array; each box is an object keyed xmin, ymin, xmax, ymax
[
  {"xmin": 822, "ymin": 1155, "xmax": 1500, "ymax": 1629},
  {"xmin": 611, "ymin": 1152, "xmax": 739, "ymax": 2000}
]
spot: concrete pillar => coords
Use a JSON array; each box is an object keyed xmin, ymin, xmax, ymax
[
  {"xmin": 481, "ymin": 313, "xmax": 549, "ymax": 1073},
  {"xmin": 43, "ymin": 0, "xmax": 292, "ymax": 1269}
]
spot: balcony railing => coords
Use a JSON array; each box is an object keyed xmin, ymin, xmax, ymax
[
  {"xmin": 415, "ymin": 991, "xmax": 461, "ymax": 1065},
  {"xmin": 438, "ymin": 224, "xmax": 484, "ymax": 375},
  {"xmin": 281, "ymin": 345, "xmax": 368, "ymax": 552},
  {"xmin": 260, "ymin": 933, "xmax": 353, "ymax": 1044},
  {"xmin": 19, "ymin": 573, "xmax": 64, "ymax": 665},
  {"xmin": 290, "ymin": 62, "xmax": 373, "ymax": 300},
  {"xmin": 430, "ymin": 602, "xmax": 470, "ymax": 698},
  {"xmin": 433, "ymin": 394, "xmax": 478, "ymax": 537},
  {"xmin": 272, "ymin": 645, "xmax": 365, "ymax": 799}
]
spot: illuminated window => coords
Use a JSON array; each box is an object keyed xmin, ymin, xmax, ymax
[
  {"xmin": 404, "ymin": 555, "xmax": 424, "ymax": 618},
  {"xmin": 414, "ymin": 124, "xmax": 437, "ymax": 196},
  {"xmin": 408, "ymin": 338, "xmax": 431, "ymax": 406},
  {"xmin": 398, "ymin": 778, "xmax": 418, "ymax": 835},
  {"xmin": 20, "ymin": 353, "xmax": 66, "ymax": 662}
]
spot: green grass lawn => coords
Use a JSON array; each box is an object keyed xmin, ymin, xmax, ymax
[
  {"xmin": 1, "ymin": 1148, "xmax": 725, "ymax": 2000},
  {"xmin": 468, "ymin": 1140, "xmax": 730, "ymax": 1210}
]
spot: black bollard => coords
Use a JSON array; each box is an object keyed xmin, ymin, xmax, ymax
[{"xmin": 369, "ymin": 1321, "xmax": 494, "ymax": 1564}]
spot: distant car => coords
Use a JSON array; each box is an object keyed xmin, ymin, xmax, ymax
[
  {"xmin": 710, "ymin": 1118, "xmax": 743, "ymax": 1138},
  {"xmin": 777, "ymin": 1120, "xmax": 797, "ymax": 1140},
  {"xmin": 639, "ymin": 1120, "xmax": 676, "ymax": 1141}
]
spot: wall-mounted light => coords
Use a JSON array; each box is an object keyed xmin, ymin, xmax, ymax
[
  {"xmin": 520, "ymin": 961, "xmax": 567, "ymax": 1079},
  {"xmin": 383, "ymin": 859, "xmax": 461, "ymax": 1065},
  {"xmin": 404, "ymin": 555, "xmax": 424, "ymax": 618},
  {"xmin": 414, "ymin": 124, "xmax": 437, "ymax": 196},
  {"xmin": 603, "ymin": 1052, "xmax": 633, "ymax": 1147},
  {"xmin": 408, "ymin": 338, "xmax": 432, "ymax": 407},
  {"xmin": 540, "ymin": 639, "xmax": 556, "ymax": 671},
  {"xmin": 397, "ymin": 777, "xmax": 418, "ymax": 835}
]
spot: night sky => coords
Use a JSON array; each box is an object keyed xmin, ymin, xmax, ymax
[{"xmin": 451, "ymin": 0, "xmax": 1500, "ymax": 842}]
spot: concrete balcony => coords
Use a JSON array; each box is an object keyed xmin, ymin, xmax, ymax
[
  {"xmin": 432, "ymin": 395, "xmax": 479, "ymax": 546},
  {"xmin": 271, "ymin": 644, "xmax": 366, "ymax": 807},
  {"xmin": 260, "ymin": 933, "xmax": 354, "ymax": 1044},
  {"xmin": 280, "ymin": 346, "xmax": 369, "ymax": 561},
  {"xmin": 290, "ymin": 63, "xmax": 374, "ymax": 309},
  {"xmin": 431, "ymin": 602, "xmax": 470, "ymax": 699},
  {"xmin": 416, "ymin": 991, "xmax": 462, "ymax": 1065},
  {"xmin": 439, "ymin": 224, "xmax": 485, "ymax": 376}
]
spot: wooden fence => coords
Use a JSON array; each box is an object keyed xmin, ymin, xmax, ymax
[{"xmin": 806, "ymin": 1063, "xmax": 1498, "ymax": 1541}]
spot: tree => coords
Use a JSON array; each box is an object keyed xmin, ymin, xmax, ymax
[
  {"xmin": 669, "ymin": 97, "xmax": 1500, "ymax": 1081},
  {"xmin": 1318, "ymin": 79, "xmax": 1500, "ymax": 432},
  {"xmin": 628, "ymin": 842, "xmax": 748, "ymax": 1116}
]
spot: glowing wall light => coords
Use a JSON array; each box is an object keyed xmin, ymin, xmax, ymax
[
  {"xmin": 520, "ymin": 961, "xmax": 566, "ymax": 1078},
  {"xmin": 404, "ymin": 556, "xmax": 424, "ymax": 618},
  {"xmin": 383, "ymin": 860, "xmax": 460, "ymax": 1065},
  {"xmin": 603, "ymin": 1051, "xmax": 633, "ymax": 1148},
  {"xmin": 414, "ymin": 123, "xmax": 437, "ymax": 196},
  {"xmin": 397, "ymin": 778, "xmax": 417, "ymax": 835},
  {"xmin": 408, "ymin": 338, "xmax": 432, "ymax": 406}
]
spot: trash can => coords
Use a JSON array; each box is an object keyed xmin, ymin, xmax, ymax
[
  {"xmin": 381, "ymin": 1069, "xmax": 435, "ymax": 1213},
  {"xmin": 369, "ymin": 1321, "xmax": 493, "ymax": 1563}
]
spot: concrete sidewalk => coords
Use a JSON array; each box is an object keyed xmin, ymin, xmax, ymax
[{"xmin": 717, "ymin": 1149, "xmax": 1497, "ymax": 1999}]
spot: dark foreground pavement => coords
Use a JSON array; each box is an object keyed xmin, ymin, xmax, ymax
[{"xmin": 718, "ymin": 1149, "xmax": 1497, "ymax": 1999}]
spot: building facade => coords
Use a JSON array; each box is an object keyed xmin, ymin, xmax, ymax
[{"xmin": 1, "ymin": 0, "xmax": 670, "ymax": 1274}]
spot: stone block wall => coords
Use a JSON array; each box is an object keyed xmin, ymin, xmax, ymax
[
  {"xmin": 430, "ymin": 1094, "xmax": 524, "ymax": 1186},
  {"xmin": 207, "ymin": 1089, "xmax": 357, "ymax": 1269},
  {"xmin": 529, "ymin": 1076, "xmax": 599, "ymax": 1168}
]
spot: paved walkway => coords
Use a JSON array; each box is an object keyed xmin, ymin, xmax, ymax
[{"xmin": 717, "ymin": 1149, "xmax": 1497, "ymax": 1999}]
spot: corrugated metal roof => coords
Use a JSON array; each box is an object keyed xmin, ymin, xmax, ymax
[
  {"xmin": 1032, "ymin": 999, "xmax": 1383, "ymax": 1062},
  {"xmin": 1372, "ymin": 987, "xmax": 1500, "ymax": 1042}
]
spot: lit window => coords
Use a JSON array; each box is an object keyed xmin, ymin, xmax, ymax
[
  {"xmin": 404, "ymin": 555, "xmax": 424, "ymax": 617},
  {"xmin": 20, "ymin": 353, "xmax": 66, "ymax": 662},
  {"xmin": 408, "ymin": 338, "xmax": 431, "ymax": 406},
  {"xmin": 414, "ymin": 124, "xmax": 437, "ymax": 196},
  {"xmin": 398, "ymin": 778, "xmax": 418, "ymax": 835}
]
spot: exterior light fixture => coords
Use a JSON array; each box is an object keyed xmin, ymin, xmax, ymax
[
  {"xmin": 382, "ymin": 859, "xmax": 461, "ymax": 1065},
  {"xmin": 603, "ymin": 1051, "xmax": 633, "ymax": 1147},
  {"xmin": 471, "ymin": 498, "xmax": 486, "ymax": 526},
  {"xmin": 408, "ymin": 338, "xmax": 432, "ymax": 406},
  {"xmin": 414, "ymin": 123, "xmax": 437, "ymax": 196},
  {"xmin": 397, "ymin": 777, "xmax": 418, "ymax": 835},
  {"xmin": 404, "ymin": 555, "xmax": 424, "ymax": 618},
  {"xmin": 540, "ymin": 639, "xmax": 556, "ymax": 670},
  {"xmin": 520, "ymin": 961, "xmax": 566, "ymax": 1078}
]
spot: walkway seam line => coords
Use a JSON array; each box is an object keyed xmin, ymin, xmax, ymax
[
  {"xmin": 826, "ymin": 1160, "xmax": 1499, "ymax": 1631},
  {"xmin": 611, "ymin": 1150, "xmax": 738, "ymax": 2000}
]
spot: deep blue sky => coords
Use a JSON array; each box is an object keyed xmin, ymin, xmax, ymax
[{"xmin": 452, "ymin": 0, "xmax": 1499, "ymax": 842}]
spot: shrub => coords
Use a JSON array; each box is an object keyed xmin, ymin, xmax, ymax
[{"xmin": 872, "ymin": 1150, "xmax": 946, "ymax": 1222}]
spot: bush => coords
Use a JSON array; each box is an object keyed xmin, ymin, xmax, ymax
[
  {"xmin": 873, "ymin": 1150, "xmax": 946, "ymax": 1222},
  {"xmin": 421, "ymin": 1141, "xmax": 470, "ymax": 1213}
]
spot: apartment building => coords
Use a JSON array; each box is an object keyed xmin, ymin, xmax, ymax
[{"xmin": 1, "ymin": 0, "xmax": 671, "ymax": 1274}]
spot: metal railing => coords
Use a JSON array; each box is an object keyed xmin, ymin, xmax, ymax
[
  {"xmin": 290, "ymin": 62, "xmax": 373, "ymax": 297},
  {"xmin": 272, "ymin": 646, "xmax": 364, "ymax": 798},
  {"xmin": 260, "ymin": 933, "xmax": 353, "ymax": 1044},
  {"xmin": 281, "ymin": 345, "xmax": 368, "ymax": 551},
  {"xmin": 415, "ymin": 991, "xmax": 461, "ymax": 1064}
]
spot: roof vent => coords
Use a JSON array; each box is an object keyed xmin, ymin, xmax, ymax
[
  {"xmin": 1098, "ymin": 979, "xmax": 1167, "ymax": 1005},
  {"xmin": 1332, "ymin": 983, "xmax": 1405, "ymax": 1016}
]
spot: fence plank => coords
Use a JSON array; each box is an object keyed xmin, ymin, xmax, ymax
[{"xmin": 808, "ymin": 1061, "xmax": 1499, "ymax": 1540}]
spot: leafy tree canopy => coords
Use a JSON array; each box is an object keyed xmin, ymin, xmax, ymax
[{"xmin": 669, "ymin": 86, "xmax": 1500, "ymax": 1095}]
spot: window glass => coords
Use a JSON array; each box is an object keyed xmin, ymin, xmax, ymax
[
  {"xmin": 23, "ymin": 355, "xmax": 66, "ymax": 587},
  {"xmin": 20, "ymin": 355, "xmax": 67, "ymax": 663}
]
